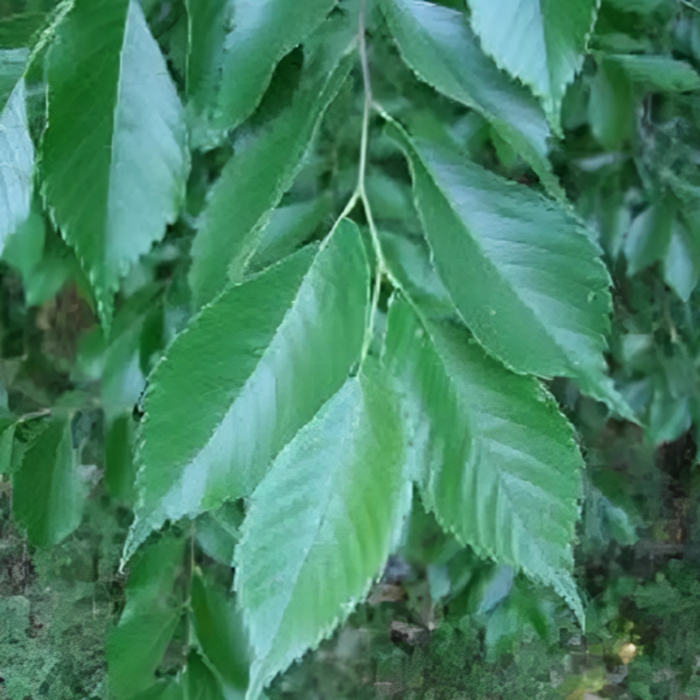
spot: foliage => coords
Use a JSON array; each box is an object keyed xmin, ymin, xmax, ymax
[{"xmin": 0, "ymin": 0, "xmax": 700, "ymax": 699}]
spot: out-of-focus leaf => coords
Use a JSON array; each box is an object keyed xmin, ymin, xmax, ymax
[
  {"xmin": 624, "ymin": 202, "xmax": 674, "ymax": 276},
  {"xmin": 589, "ymin": 58, "xmax": 634, "ymax": 149},
  {"xmin": 607, "ymin": 54, "xmax": 700, "ymax": 93}
]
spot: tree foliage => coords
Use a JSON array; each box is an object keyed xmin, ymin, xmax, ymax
[{"xmin": 1, "ymin": 0, "xmax": 700, "ymax": 699}]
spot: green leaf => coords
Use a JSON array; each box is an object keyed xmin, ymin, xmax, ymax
[
  {"xmin": 11, "ymin": 417, "xmax": 86, "ymax": 548},
  {"xmin": 0, "ymin": 77, "xmax": 33, "ymax": 254},
  {"xmin": 381, "ymin": 0, "xmax": 561, "ymax": 196},
  {"xmin": 466, "ymin": 0, "xmax": 598, "ymax": 130},
  {"xmin": 664, "ymin": 217, "xmax": 700, "ymax": 302},
  {"xmin": 388, "ymin": 125, "xmax": 629, "ymax": 416},
  {"xmin": 384, "ymin": 297, "xmax": 583, "ymax": 619},
  {"xmin": 125, "ymin": 220, "xmax": 369, "ymax": 561},
  {"xmin": 41, "ymin": 0, "xmax": 189, "ymax": 326},
  {"xmin": 2, "ymin": 205, "xmax": 46, "ymax": 280},
  {"xmin": 0, "ymin": 49, "xmax": 27, "ymax": 106},
  {"xmin": 108, "ymin": 535, "xmax": 185, "ymax": 700},
  {"xmin": 215, "ymin": 0, "xmax": 337, "ymax": 132},
  {"xmin": 184, "ymin": 651, "xmax": 228, "ymax": 700},
  {"xmin": 188, "ymin": 14, "xmax": 354, "ymax": 308},
  {"xmin": 247, "ymin": 198, "xmax": 331, "ymax": 274},
  {"xmin": 105, "ymin": 413, "xmax": 136, "ymax": 503},
  {"xmin": 195, "ymin": 500, "xmax": 244, "ymax": 565},
  {"xmin": 624, "ymin": 202, "xmax": 674, "ymax": 276},
  {"xmin": 191, "ymin": 572, "xmax": 249, "ymax": 692},
  {"xmin": 589, "ymin": 58, "xmax": 634, "ymax": 149},
  {"xmin": 236, "ymin": 366, "xmax": 408, "ymax": 699},
  {"xmin": 607, "ymin": 54, "xmax": 700, "ymax": 93}
]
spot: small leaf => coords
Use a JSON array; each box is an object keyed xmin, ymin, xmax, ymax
[
  {"xmin": 381, "ymin": 0, "xmax": 561, "ymax": 196},
  {"xmin": 184, "ymin": 651, "xmax": 227, "ymax": 700},
  {"xmin": 108, "ymin": 535, "xmax": 185, "ymax": 700},
  {"xmin": 125, "ymin": 220, "xmax": 368, "ymax": 561},
  {"xmin": 589, "ymin": 58, "xmax": 634, "ymax": 149},
  {"xmin": 11, "ymin": 417, "xmax": 86, "ymax": 547},
  {"xmin": 384, "ymin": 297, "xmax": 584, "ymax": 620},
  {"xmin": 466, "ymin": 0, "xmax": 598, "ymax": 130},
  {"xmin": 188, "ymin": 14, "xmax": 354, "ymax": 307},
  {"xmin": 664, "ymin": 217, "xmax": 700, "ymax": 301},
  {"xmin": 41, "ymin": 0, "xmax": 189, "ymax": 326},
  {"xmin": 236, "ymin": 366, "xmax": 408, "ymax": 699},
  {"xmin": 624, "ymin": 202, "xmax": 674, "ymax": 276},
  {"xmin": 389, "ymin": 124, "xmax": 630, "ymax": 416},
  {"xmin": 0, "ymin": 77, "xmax": 33, "ymax": 255},
  {"xmin": 191, "ymin": 572, "xmax": 249, "ymax": 692}
]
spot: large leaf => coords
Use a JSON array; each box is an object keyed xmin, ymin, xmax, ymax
[
  {"xmin": 466, "ymin": 0, "xmax": 598, "ymax": 129},
  {"xmin": 108, "ymin": 535, "xmax": 185, "ymax": 700},
  {"xmin": 236, "ymin": 366, "xmax": 407, "ymax": 699},
  {"xmin": 0, "ymin": 77, "xmax": 33, "ymax": 255},
  {"xmin": 41, "ymin": 0, "xmax": 189, "ymax": 326},
  {"xmin": 12, "ymin": 417, "xmax": 86, "ymax": 548},
  {"xmin": 381, "ymin": 0, "xmax": 560, "ymax": 196},
  {"xmin": 389, "ymin": 124, "xmax": 630, "ymax": 416},
  {"xmin": 125, "ymin": 220, "xmax": 368, "ymax": 561},
  {"xmin": 384, "ymin": 297, "xmax": 583, "ymax": 619},
  {"xmin": 188, "ymin": 14, "xmax": 354, "ymax": 307}
]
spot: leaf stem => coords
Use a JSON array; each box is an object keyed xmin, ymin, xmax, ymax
[{"xmin": 358, "ymin": 0, "xmax": 386, "ymax": 361}]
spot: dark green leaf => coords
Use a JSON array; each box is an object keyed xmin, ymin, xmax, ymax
[
  {"xmin": 188, "ymin": 14, "xmax": 354, "ymax": 307},
  {"xmin": 11, "ymin": 417, "xmax": 86, "ymax": 547},
  {"xmin": 125, "ymin": 220, "xmax": 368, "ymax": 560},
  {"xmin": 41, "ymin": 0, "xmax": 189, "ymax": 326},
  {"xmin": 236, "ymin": 365, "xmax": 408, "ymax": 699}
]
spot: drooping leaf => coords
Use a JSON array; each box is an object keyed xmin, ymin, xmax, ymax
[
  {"xmin": 41, "ymin": 0, "xmax": 189, "ymax": 326},
  {"xmin": 0, "ymin": 77, "xmax": 33, "ymax": 255},
  {"xmin": 664, "ymin": 216, "xmax": 700, "ymax": 302},
  {"xmin": 383, "ymin": 297, "xmax": 583, "ymax": 620},
  {"xmin": 388, "ymin": 124, "xmax": 630, "ymax": 416},
  {"xmin": 236, "ymin": 365, "xmax": 408, "ymax": 699},
  {"xmin": 188, "ymin": 14, "xmax": 354, "ymax": 307},
  {"xmin": 381, "ymin": 0, "xmax": 561, "ymax": 196},
  {"xmin": 11, "ymin": 416, "xmax": 86, "ymax": 548},
  {"xmin": 191, "ymin": 572, "xmax": 249, "ymax": 692},
  {"xmin": 125, "ymin": 220, "xmax": 368, "ymax": 561},
  {"xmin": 108, "ymin": 534, "xmax": 185, "ymax": 700},
  {"xmin": 588, "ymin": 58, "xmax": 634, "ymax": 149},
  {"xmin": 466, "ymin": 0, "xmax": 599, "ymax": 130},
  {"xmin": 215, "ymin": 0, "xmax": 337, "ymax": 132},
  {"xmin": 184, "ymin": 651, "xmax": 228, "ymax": 700},
  {"xmin": 624, "ymin": 202, "xmax": 674, "ymax": 276}
]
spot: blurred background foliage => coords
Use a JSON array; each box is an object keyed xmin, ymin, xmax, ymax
[{"xmin": 2, "ymin": 0, "xmax": 700, "ymax": 698}]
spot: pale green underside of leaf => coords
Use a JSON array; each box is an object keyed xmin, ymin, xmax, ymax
[
  {"xmin": 236, "ymin": 367, "xmax": 407, "ymax": 700},
  {"xmin": 467, "ymin": 0, "xmax": 598, "ymax": 130},
  {"xmin": 12, "ymin": 418, "xmax": 84, "ymax": 548},
  {"xmin": 381, "ymin": 0, "xmax": 562, "ymax": 197},
  {"xmin": 216, "ymin": 0, "xmax": 338, "ymax": 132},
  {"xmin": 108, "ymin": 535, "xmax": 184, "ymax": 700},
  {"xmin": 188, "ymin": 14, "xmax": 355, "ymax": 308},
  {"xmin": 389, "ymin": 124, "xmax": 631, "ymax": 417},
  {"xmin": 125, "ymin": 220, "xmax": 369, "ymax": 562},
  {"xmin": 0, "ymin": 78, "xmax": 33, "ymax": 255},
  {"xmin": 41, "ymin": 0, "xmax": 189, "ymax": 326},
  {"xmin": 384, "ymin": 297, "xmax": 583, "ymax": 620}
]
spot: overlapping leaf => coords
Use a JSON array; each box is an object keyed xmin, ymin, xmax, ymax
[
  {"xmin": 12, "ymin": 417, "xmax": 86, "ymax": 547},
  {"xmin": 381, "ymin": 0, "xmax": 560, "ymax": 195},
  {"xmin": 125, "ymin": 220, "xmax": 368, "ymax": 561},
  {"xmin": 389, "ymin": 124, "xmax": 630, "ymax": 416},
  {"xmin": 384, "ymin": 296, "xmax": 583, "ymax": 619},
  {"xmin": 41, "ymin": 0, "xmax": 189, "ymax": 326},
  {"xmin": 188, "ymin": 13, "xmax": 355, "ymax": 307},
  {"xmin": 467, "ymin": 0, "xmax": 598, "ymax": 129},
  {"xmin": 236, "ymin": 366, "xmax": 407, "ymax": 700},
  {"xmin": 0, "ymin": 76, "xmax": 33, "ymax": 254}
]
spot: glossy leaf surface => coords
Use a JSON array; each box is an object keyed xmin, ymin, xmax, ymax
[
  {"xmin": 467, "ymin": 0, "xmax": 598, "ymax": 128},
  {"xmin": 236, "ymin": 368, "xmax": 407, "ymax": 699},
  {"xmin": 390, "ymin": 125, "xmax": 629, "ymax": 416},
  {"xmin": 126, "ymin": 220, "xmax": 368, "ymax": 560},
  {"xmin": 384, "ymin": 297, "xmax": 583, "ymax": 619},
  {"xmin": 41, "ymin": 0, "xmax": 189, "ymax": 325}
]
